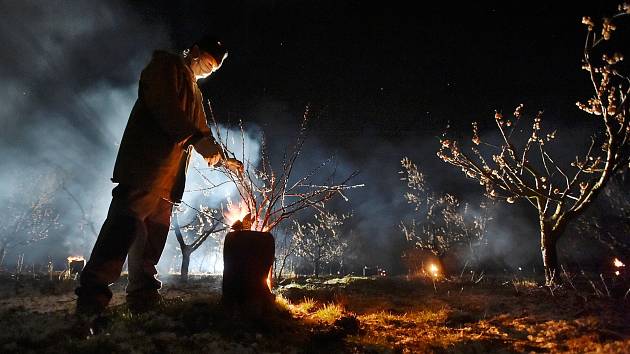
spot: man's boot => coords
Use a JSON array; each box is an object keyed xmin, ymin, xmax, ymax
[{"xmin": 126, "ymin": 289, "xmax": 164, "ymax": 314}]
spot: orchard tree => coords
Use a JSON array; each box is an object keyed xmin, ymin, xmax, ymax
[
  {"xmin": 273, "ymin": 226, "xmax": 297, "ymax": 279},
  {"xmin": 0, "ymin": 175, "xmax": 61, "ymax": 268},
  {"xmin": 399, "ymin": 157, "xmax": 490, "ymax": 263},
  {"xmin": 437, "ymin": 5, "xmax": 630, "ymax": 285},
  {"xmin": 293, "ymin": 211, "xmax": 350, "ymax": 277},
  {"xmin": 172, "ymin": 206, "xmax": 226, "ymax": 282}
]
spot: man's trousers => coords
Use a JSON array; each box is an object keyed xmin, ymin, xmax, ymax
[{"xmin": 75, "ymin": 185, "xmax": 172, "ymax": 312}]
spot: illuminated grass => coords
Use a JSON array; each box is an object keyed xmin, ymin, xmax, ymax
[
  {"xmin": 311, "ymin": 303, "xmax": 344, "ymax": 323},
  {"xmin": 274, "ymin": 294, "xmax": 292, "ymax": 311},
  {"xmin": 293, "ymin": 297, "xmax": 317, "ymax": 314}
]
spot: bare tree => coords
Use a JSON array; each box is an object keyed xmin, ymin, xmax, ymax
[
  {"xmin": 293, "ymin": 211, "xmax": 350, "ymax": 277},
  {"xmin": 207, "ymin": 106, "xmax": 363, "ymax": 232},
  {"xmin": 61, "ymin": 183, "xmax": 100, "ymax": 246},
  {"xmin": 399, "ymin": 158, "xmax": 490, "ymax": 262},
  {"xmin": 273, "ymin": 226, "xmax": 297, "ymax": 279},
  {"xmin": 0, "ymin": 176, "xmax": 61, "ymax": 268},
  {"xmin": 172, "ymin": 206, "xmax": 226, "ymax": 282},
  {"xmin": 437, "ymin": 6, "xmax": 630, "ymax": 285}
]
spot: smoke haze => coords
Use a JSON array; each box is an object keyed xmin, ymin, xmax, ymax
[{"xmin": 0, "ymin": 0, "xmax": 619, "ymax": 276}]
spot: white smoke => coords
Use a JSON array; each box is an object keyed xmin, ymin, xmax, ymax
[{"xmin": 0, "ymin": 0, "xmax": 170, "ymax": 265}]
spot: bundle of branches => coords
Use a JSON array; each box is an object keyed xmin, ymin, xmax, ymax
[
  {"xmin": 209, "ymin": 106, "xmax": 363, "ymax": 232},
  {"xmin": 437, "ymin": 4, "xmax": 630, "ymax": 285}
]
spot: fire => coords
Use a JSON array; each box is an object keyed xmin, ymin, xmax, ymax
[
  {"xmin": 266, "ymin": 268, "xmax": 272, "ymax": 291},
  {"xmin": 428, "ymin": 263, "xmax": 439, "ymax": 277},
  {"xmin": 613, "ymin": 258, "xmax": 625, "ymax": 268},
  {"xmin": 224, "ymin": 200, "xmax": 251, "ymax": 229},
  {"xmin": 223, "ymin": 199, "xmax": 268, "ymax": 231},
  {"xmin": 67, "ymin": 255, "xmax": 85, "ymax": 263}
]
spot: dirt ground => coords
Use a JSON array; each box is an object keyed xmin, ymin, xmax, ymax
[{"xmin": 0, "ymin": 273, "xmax": 628, "ymax": 353}]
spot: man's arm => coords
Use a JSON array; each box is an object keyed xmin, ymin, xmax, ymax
[{"xmin": 193, "ymin": 136, "xmax": 225, "ymax": 166}]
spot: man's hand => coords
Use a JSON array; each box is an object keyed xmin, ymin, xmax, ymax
[{"xmin": 222, "ymin": 158, "xmax": 244, "ymax": 175}]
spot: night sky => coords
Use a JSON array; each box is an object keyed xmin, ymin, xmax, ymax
[{"xmin": 0, "ymin": 0, "xmax": 625, "ymax": 272}]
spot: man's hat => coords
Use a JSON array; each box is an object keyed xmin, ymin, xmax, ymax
[{"xmin": 195, "ymin": 36, "xmax": 228, "ymax": 63}]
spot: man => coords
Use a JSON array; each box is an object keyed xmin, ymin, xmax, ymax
[{"xmin": 75, "ymin": 36, "xmax": 243, "ymax": 316}]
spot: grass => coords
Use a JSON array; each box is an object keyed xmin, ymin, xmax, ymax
[
  {"xmin": 0, "ymin": 272, "xmax": 628, "ymax": 353},
  {"xmin": 311, "ymin": 303, "xmax": 345, "ymax": 323}
]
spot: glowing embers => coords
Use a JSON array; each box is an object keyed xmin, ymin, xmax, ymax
[{"xmin": 266, "ymin": 268, "xmax": 272, "ymax": 291}]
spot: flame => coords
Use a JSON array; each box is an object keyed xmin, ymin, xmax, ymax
[
  {"xmin": 224, "ymin": 200, "xmax": 251, "ymax": 228},
  {"xmin": 428, "ymin": 263, "xmax": 439, "ymax": 277},
  {"xmin": 613, "ymin": 258, "xmax": 625, "ymax": 268},
  {"xmin": 266, "ymin": 268, "xmax": 272, "ymax": 291},
  {"xmin": 67, "ymin": 255, "xmax": 85, "ymax": 263},
  {"xmin": 223, "ymin": 199, "xmax": 269, "ymax": 231}
]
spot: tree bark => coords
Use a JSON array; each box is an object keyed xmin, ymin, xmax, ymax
[
  {"xmin": 180, "ymin": 247, "xmax": 192, "ymax": 283},
  {"xmin": 540, "ymin": 223, "xmax": 559, "ymax": 286},
  {"xmin": 0, "ymin": 246, "xmax": 5, "ymax": 268},
  {"xmin": 314, "ymin": 259, "xmax": 320, "ymax": 277}
]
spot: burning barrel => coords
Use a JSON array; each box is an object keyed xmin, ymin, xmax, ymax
[
  {"xmin": 67, "ymin": 256, "xmax": 86, "ymax": 275},
  {"xmin": 222, "ymin": 230, "xmax": 275, "ymax": 309}
]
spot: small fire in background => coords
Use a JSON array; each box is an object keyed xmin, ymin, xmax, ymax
[
  {"xmin": 428, "ymin": 263, "xmax": 440, "ymax": 278},
  {"xmin": 613, "ymin": 257, "xmax": 625, "ymax": 276},
  {"xmin": 67, "ymin": 255, "xmax": 85, "ymax": 275}
]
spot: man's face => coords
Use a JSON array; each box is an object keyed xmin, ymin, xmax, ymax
[
  {"xmin": 191, "ymin": 46, "xmax": 227, "ymax": 80},
  {"xmin": 194, "ymin": 52, "xmax": 219, "ymax": 79}
]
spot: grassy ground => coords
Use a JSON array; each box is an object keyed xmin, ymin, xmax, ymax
[{"xmin": 0, "ymin": 273, "xmax": 628, "ymax": 353}]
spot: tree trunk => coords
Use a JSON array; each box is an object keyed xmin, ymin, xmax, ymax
[
  {"xmin": 0, "ymin": 246, "xmax": 5, "ymax": 268},
  {"xmin": 222, "ymin": 230, "xmax": 275, "ymax": 311},
  {"xmin": 313, "ymin": 259, "xmax": 320, "ymax": 277},
  {"xmin": 277, "ymin": 254, "xmax": 289, "ymax": 279},
  {"xmin": 213, "ymin": 251, "xmax": 219, "ymax": 274},
  {"xmin": 180, "ymin": 247, "xmax": 191, "ymax": 283},
  {"xmin": 540, "ymin": 224, "xmax": 560, "ymax": 286}
]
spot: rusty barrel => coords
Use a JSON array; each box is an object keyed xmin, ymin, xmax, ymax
[{"xmin": 222, "ymin": 230, "xmax": 275, "ymax": 308}]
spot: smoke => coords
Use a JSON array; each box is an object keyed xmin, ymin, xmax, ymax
[
  {"xmin": 1, "ymin": 1, "xmax": 618, "ymax": 277},
  {"xmin": 0, "ymin": 1, "xmax": 169, "ymax": 266}
]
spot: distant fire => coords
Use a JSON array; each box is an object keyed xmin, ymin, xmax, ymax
[
  {"xmin": 613, "ymin": 258, "xmax": 625, "ymax": 268},
  {"xmin": 613, "ymin": 258, "xmax": 625, "ymax": 276},
  {"xmin": 67, "ymin": 255, "xmax": 85, "ymax": 263},
  {"xmin": 66, "ymin": 255, "xmax": 86, "ymax": 275},
  {"xmin": 428, "ymin": 263, "xmax": 440, "ymax": 278}
]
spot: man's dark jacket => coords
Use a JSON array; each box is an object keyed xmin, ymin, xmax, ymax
[{"xmin": 112, "ymin": 51, "xmax": 220, "ymax": 201}]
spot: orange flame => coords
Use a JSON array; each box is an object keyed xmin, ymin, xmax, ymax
[
  {"xmin": 613, "ymin": 258, "xmax": 625, "ymax": 268},
  {"xmin": 266, "ymin": 268, "xmax": 272, "ymax": 291},
  {"xmin": 67, "ymin": 256, "xmax": 85, "ymax": 263},
  {"xmin": 428, "ymin": 263, "xmax": 439, "ymax": 277},
  {"xmin": 224, "ymin": 200, "xmax": 251, "ymax": 228}
]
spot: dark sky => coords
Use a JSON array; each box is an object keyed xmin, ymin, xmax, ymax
[
  {"xmin": 1, "ymin": 0, "xmax": 625, "ymax": 272},
  {"xmin": 127, "ymin": 0, "xmax": 614, "ymax": 135}
]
